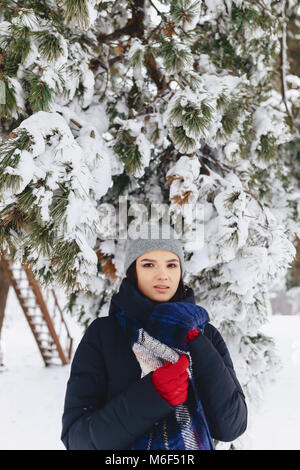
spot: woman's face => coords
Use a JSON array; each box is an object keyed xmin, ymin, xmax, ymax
[{"xmin": 136, "ymin": 249, "xmax": 181, "ymax": 302}]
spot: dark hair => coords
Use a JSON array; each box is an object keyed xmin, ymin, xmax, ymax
[{"xmin": 125, "ymin": 261, "xmax": 188, "ymax": 302}]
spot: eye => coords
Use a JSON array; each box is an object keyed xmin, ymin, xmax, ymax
[{"xmin": 142, "ymin": 263, "xmax": 178, "ymax": 268}]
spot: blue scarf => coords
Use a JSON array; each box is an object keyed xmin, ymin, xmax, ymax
[{"xmin": 114, "ymin": 301, "xmax": 215, "ymax": 450}]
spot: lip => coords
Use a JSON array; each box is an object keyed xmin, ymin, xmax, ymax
[{"xmin": 154, "ymin": 285, "xmax": 170, "ymax": 292}]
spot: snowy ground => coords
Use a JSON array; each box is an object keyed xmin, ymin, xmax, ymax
[
  {"xmin": 0, "ymin": 287, "xmax": 84, "ymax": 450},
  {"xmin": 0, "ymin": 287, "xmax": 300, "ymax": 450}
]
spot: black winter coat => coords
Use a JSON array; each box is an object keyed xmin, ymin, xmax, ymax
[{"xmin": 61, "ymin": 278, "xmax": 247, "ymax": 450}]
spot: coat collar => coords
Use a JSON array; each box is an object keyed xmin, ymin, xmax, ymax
[{"xmin": 109, "ymin": 277, "xmax": 195, "ymax": 327}]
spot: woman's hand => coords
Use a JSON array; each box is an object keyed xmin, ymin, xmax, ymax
[{"xmin": 152, "ymin": 355, "xmax": 190, "ymax": 406}]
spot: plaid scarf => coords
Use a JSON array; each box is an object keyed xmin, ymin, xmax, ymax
[{"xmin": 114, "ymin": 301, "xmax": 215, "ymax": 450}]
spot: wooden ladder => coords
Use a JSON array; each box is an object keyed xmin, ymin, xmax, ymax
[{"xmin": 1, "ymin": 255, "xmax": 73, "ymax": 366}]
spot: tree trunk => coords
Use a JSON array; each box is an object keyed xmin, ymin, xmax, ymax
[{"xmin": 0, "ymin": 261, "xmax": 10, "ymax": 366}]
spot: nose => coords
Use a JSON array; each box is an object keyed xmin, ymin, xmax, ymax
[{"xmin": 156, "ymin": 266, "xmax": 168, "ymax": 279}]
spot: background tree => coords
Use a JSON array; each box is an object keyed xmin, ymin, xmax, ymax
[{"xmin": 0, "ymin": 0, "xmax": 300, "ymax": 448}]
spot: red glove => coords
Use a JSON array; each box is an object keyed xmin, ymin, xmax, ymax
[
  {"xmin": 152, "ymin": 354, "xmax": 189, "ymax": 406},
  {"xmin": 184, "ymin": 327, "xmax": 199, "ymax": 344}
]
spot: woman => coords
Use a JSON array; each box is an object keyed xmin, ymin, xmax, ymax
[{"xmin": 61, "ymin": 222, "xmax": 247, "ymax": 450}]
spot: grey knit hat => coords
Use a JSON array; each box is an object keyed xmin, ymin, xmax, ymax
[{"xmin": 124, "ymin": 221, "xmax": 185, "ymax": 275}]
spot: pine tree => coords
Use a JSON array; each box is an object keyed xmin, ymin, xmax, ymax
[{"xmin": 0, "ymin": 0, "xmax": 300, "ymax": 449}]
